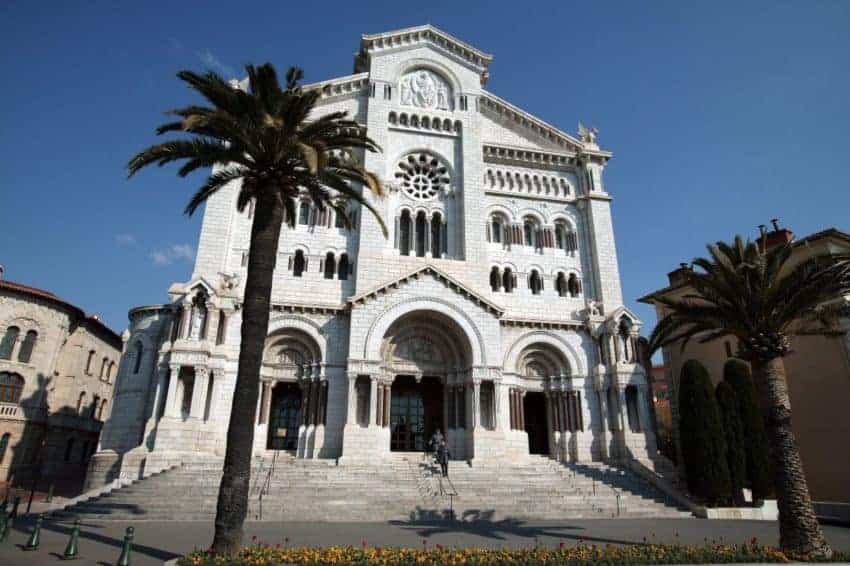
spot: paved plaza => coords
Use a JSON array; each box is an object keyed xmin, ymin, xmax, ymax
[{"xmin": 0, "ymin": 517, "xmax": 848, "ymax": 565}]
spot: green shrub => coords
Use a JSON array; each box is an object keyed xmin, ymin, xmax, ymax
[
  {"xmin": 724, "ymin": 358, "xmax": 772, "ymax": 500},
  {"xmin": 716, "ymin": 381, "xmax": 746, "ymax": 505},
  {"xmin": 678, "ymin": 359, "xmax": 731, "ymax": 505}
]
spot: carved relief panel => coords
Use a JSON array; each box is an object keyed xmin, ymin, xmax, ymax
[{"xmin": 399, "ymin": 69, "xmax": 453, "ymax": 111}]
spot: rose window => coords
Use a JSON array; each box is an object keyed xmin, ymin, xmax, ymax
[{"xmin": 395, "ymin": 153, "xmax": 449, "ymax": 201}]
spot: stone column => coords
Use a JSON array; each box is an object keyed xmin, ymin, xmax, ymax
[
  {"xmin": 617, "ymin": 386, "xmax": 628, "ymax": 433},
  {"xmin": 383, "ymin": 382, "xmax": 391, "ymax": 428},
  {"xmin": 368, "ymin": 376, "xmax": 378, "ymax": 429},
  {"xmin": 346, "ymin": 373, "xmax": 357, "ymax": 425},
  {"xmin": 442, "ymin": 382, "xmax": 449, "ymax": 434},
  {"xmin": 189, "ymin": 366, "xmax": 210, "ymax": 419},
  {"xmin": 518, "ymin": 390, "xmax": 526, "ymax": 431},
  {"xmin": 470, "ymin": 380, "xmax": 481, "ymax": 429},
  {"xmin": 164, "ymin": 364, "xmax": 182, "ymax": 417},
  {"xmin": 259, "ymin": 382, "xmax": 272, "ymax": 425},
  {"xmin": 375, "ymin": 382, "xmax": 384, "ymax": 427}
]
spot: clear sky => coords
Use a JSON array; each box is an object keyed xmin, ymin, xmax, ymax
[{"xmin": 1, "ymin": 1, "xmax": 848, "ymax": 334}]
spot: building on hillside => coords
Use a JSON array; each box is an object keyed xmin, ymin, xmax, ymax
[
  {"xmin": 0, "ymin": 279, "xmax": 121, "ymax": 492},
  {"xmin": 639, "ymin": 225, "xmax": 850, "ymax": 503},
  {"xmin": 89, "ymin": 25, "xmax": 660, "ymax": 488}
]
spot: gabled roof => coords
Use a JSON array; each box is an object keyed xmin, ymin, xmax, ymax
[
  {"xmin": 348, "ymin": 264, "xmax": 504, "ymax": 316},
  {"xmin": 606, "ymin": 305, "xmax": 642, "ymax": 326},
  {"xmin": 356, "ymin": 25, "xmax": 492, "ymax": 78}
]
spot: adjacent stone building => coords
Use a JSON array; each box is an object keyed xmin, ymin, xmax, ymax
[
  {"xmin": 0, "ymin": 279, "xmax": 121, "ymax": 491},
  {"xmin": 89, "ymin": 25, "xmax": 659, "ymax": 487},
  {"xmin": 639, "ymin": 226, "xmax": 850, "ymax": 503}
]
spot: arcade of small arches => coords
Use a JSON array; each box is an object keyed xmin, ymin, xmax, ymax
[
  {"xmin": 489, "ymin": 265, "xmax": 582, "ymax": 297},
  {"xmin": 484, "ymin": 168, "xmax": 573, "ymax": 199},
  {"xmin": 285, "ymin": 249, "xmax": 353, "ymax": 280},
  {"xmin": 388, "ymin": 111, "xmax": 463, "ymax": 135},
  {"xmin": 392, "ymin": 152, "xmax": 454, "ymax": 259},
  {"xmin": 486, "ymin": 211, "xmax": 579, "ymax": 255},
  {"xmin": 0, "ymin": 324, "xmax": 39, "ymax": 364},
  {"xmin": 245, "ymin": 194, "xmax": 359, "ymax": 233}
]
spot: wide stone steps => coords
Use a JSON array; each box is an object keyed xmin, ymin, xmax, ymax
[{"xmin": 54, "ymin": 454, "xmax": 692, "ymax": 521}]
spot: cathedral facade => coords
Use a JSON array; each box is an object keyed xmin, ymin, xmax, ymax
[{"xmin": 89, "ymin": 26, "xmax": 657, "ymax": 486}]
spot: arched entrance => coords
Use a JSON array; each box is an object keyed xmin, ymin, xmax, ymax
[
  {"xmin": 380, "ymin": 311, "xmax": 472, "ymax": 452},
  {"xmin": 515, "ymin": 342, "xmax": 573, "ymax": 457},
  {"xmin": 262, "ymin": 328, "xmax": 324, "ymax": 452}
]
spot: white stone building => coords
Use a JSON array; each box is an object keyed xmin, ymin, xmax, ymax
[{"xmin": 89, "ymin": 25, "xmax": 658, "ymax": 486}]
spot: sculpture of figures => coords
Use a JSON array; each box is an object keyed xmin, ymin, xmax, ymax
[
  {"xmin": 218, "ymin": 271, "xmax": 240, "ymax": 292},
  {"xmin": 578, "ymin": 122, "xmax": 598, "ymax": 145},
  {"xmin": 399, "ymin": 70, "xmax": 450, "ymax": 110},
  {"xmin": 436, "ymin": 84, "xmax": 449, "ymax": 110},
  {"xmin": 586, "ymin": 300, "xmax": 602, "ymax": 317}
]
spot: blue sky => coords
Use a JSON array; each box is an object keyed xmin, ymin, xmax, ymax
[{"xmin": 1, "ymin": 1, "xmax": 849, "ymax": 334}]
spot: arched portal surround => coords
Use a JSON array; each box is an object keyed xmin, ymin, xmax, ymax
[{"xmin": 258, "ymin": 326, "xmax": 329, "ymax": 458}]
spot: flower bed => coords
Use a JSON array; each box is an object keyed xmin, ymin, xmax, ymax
[{"xmin": 178, "ymin": 541, "xmax": 846, "ymax": 565}]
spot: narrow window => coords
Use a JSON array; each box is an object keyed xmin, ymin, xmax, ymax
[
  {"xmin": 77, "ymin": 392, "xmax": 86, "ymax": 413},
  {"xmin": 568, "ymin": 274, "xmax": 581, "ymax": 297},
  {"xmin": 0, "ymin": 433, "xmax": 10, "ymax": 464},
  {"xmin": 338, "ymin": 254, "xmax": 350, "ymax": 280},
  {"xmin": 556, "ymin": 273, "xmax": 568, "ymax": 297},
  {"xmin": 399, "ymin": 211, "xmax": 412, "ymax": 255},
  {"xmin": 334, "ymin": 210, "xmax": 346, "ymax": 228},
  {"xmin": 491, "ymin": 216, "xmax": 503, "ymax": 244},
  {"xmin": 100, "ymin": 357, "xmax": 108, "ymax": 379},
  {"xmin": 0, "ymin": 326, "xmax": 19, "ymax": 360},
  {"xmin": 17, "ymin": 330, "xmax": 37, "ymax": 363},
  {"xmin": 490, "ymin": 267, "xmax": 501, "ymax": 292},
  {"xmin": 431, "ymin": 213, "xmax": 442, "ymax": 258},
  {"xmin": 293, "ymin": 250, "xmax": 306, "ymax": 277},
  {"xmin": 107, "ymin": 362, "xmax": 115, "ymax": 382},
  {"xmin": 555, "ymin": 224, "xmax": 567, "ymax": 250},
  {"xmin": 626, "ymin": 385, "xmax": 641, "ymax": 432},
  {"xmin": 298, "ymin": 202, "xmax": 311, "ymax": 225},
  {"xmin": 529, "ymin": 270, "xmax": 543, "ymax": 295},
  {"xmin": 216, "ymin": 312, "xmax": 227, "ymax": 345},
  {"xmin": 85, "ymin": 350, "xmax": 96, "ymax": 374},
  {"xmin": 415, "ymin": 211, "xmax": 427, "ymax": 257},
  {"xmin": 99, "ymin": 399, "xmax": 108, "ymax": 420},
  {"xmin": 0, "ymin": 372, "xmax": 25, "ymax": 404},
  {"xmin": 324, "ymin": 252, "xmax": 336, "ymax": 279},
  {"xmin": 133, "ymin": 341, "xmax": 143, "ymax": 374},
  {"xmin": 502, "ymin": 268, "xmax": 514, "ymax": 293}
]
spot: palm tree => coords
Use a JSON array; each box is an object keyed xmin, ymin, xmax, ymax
[
  {"xmin": 128, "ymin": 64, "xmax": 386, "ymax": 554},
  {"xmin": 649, "ymin": 236, "xmax": 850, "ymax": 557}
]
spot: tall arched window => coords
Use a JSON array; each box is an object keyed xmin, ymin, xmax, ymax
[
  {"xmin": 98, "ymin": 399, "xmax": 107, "ymax": 420},
  {"xmin": 293, "ymin": 250, "xmax": 306, "ymax": 277},
  {"xmin": 555, "ymin": 273, "xmax": 568, "ymax": 297},
  {"xmin": 0, "ymin": 326, "xmax": 19, "ymax": 360},
  {"xmin": 415, "ymin": 211, "xmax": 427, "ymax": 257},
  {"xmin": 338, "ymin": 254, "xmax": 350, "ymax": 280},
  {"xmin": 528, "ymin": 270, "xmax": 543, "ymax": 295},
  {"xmin": 216, "ymin": 313, "xmax": 227, "ymax": 345},
  {"xmin": 502, "ymin": 268, "xmax": 515, "ymax": 293},
  {"xmin": 398, "ymin": 210, "xmax": 412, "ymax": 255},
  {"xmin": 334, "ymin": 210, "xmax": 346, "ymax": 228},
  {"xmin": 431, "ymin": 212, "xmax": 443, "ymax": 258},
  {"xmin": 17, "ymin": 330, "xmax": 37, "ymax": 363},
  {"xmin": 555, "ymin": 222, "xmax": 567, "ymax": 251},
  {"xmin": 76, "ymin": 392, "xmax": 86, "ymax": 414},
  {"xmin": 0, "ymin": 372, "xmax": 25, "ymax": 403},
  {"xmin": 323, "ymin": 252, "xmax": 336, "ymax": 279},
  {"xmin": 108, "ymin": 362, "xmax": 116, "ymax": 382},
  {"xmin": 298, "ymin": 201, "xmax": 311, "ymax": 225},
  {"xmin": 91, "ymin": 395, "xmax": 100, "ymax": 419},
  {"xmin": 99, "ymin": 357, "xmax": 108, "ymax": 379},
  {"xmin": 133, "ymin": 341, "xmax": 143, "ymax": 374},
  {"xmin": 490, "ymin": 267, "xmax": 501, "ymax": 292},
  {"xmin": 626, "ymin": 385, "xmax": 641, "ymax": 432},
  {"xmin": 523, "ymin": 220, "xmax": 534, "ymax": 247},
  {"xmin": 85, "ymin": 350, "xmax": 96, "ymax": 374},
  {"xmin": 488, "ymin": 213, "xmax": 508, "ymax": 245},
  {"xmin": 568, "ymin": 273, "xmax": 581, "ymax": 297}
]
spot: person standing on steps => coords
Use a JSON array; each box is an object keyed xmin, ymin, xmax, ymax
[{"xmin": 436, "ymin": 439, "xmax": 450, "ymax": 477}]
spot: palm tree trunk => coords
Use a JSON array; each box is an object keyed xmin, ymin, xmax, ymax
[
  {"xmin": 211, "ymin": 188, "xmax": 284, "ymax": 555},
  {"xmin": 752, "ymin": 356, "xmax": 831, "ymax": 558}
]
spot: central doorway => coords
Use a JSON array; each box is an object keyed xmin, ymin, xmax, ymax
[
  {"xmin": 524, "ymin": 391, "xmax": 550, "ymax": 455},
  {"xmin": 390, "ymin": 375, "xmax": 443, "ymax": 451},
  {"xmin": 268, "ymin": 383, "xmax": 301, "ymax": 450}
]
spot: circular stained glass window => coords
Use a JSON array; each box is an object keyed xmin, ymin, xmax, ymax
[{"xmin": 395, "ymin": 152, "xmax": 449, "ymax": 201}]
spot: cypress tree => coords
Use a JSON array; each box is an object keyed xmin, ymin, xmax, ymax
[
  {"xmin": 723, "ymin": 358, "xmax": 772, "ymax": 501},
  {"xmin": 716, "ymin": 381, "xmax": 746, "ymax": 505},
  {"xmin": 678, "ymin": 359, "xmax": 732, "ymax": 505}
]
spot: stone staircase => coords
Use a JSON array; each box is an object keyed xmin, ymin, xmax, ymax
[{"xmin": 53, "ymin": 454, "xmax": 692, "ymax": 522}]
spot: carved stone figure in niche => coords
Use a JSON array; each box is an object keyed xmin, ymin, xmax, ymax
[{"xmin": 400, "ymin": 70, "xmax": 451, "ymax": 111}]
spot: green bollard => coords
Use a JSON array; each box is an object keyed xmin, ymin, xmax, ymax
[
  {"xmin": 24, "ymin": 513, "xmax": 43, "ymax": 551},
  {"xmin": 46, "ymin": 483, "xmax": 55, "ymax": 504},
  {"xmin": 115, "ymin": 526, "xmax": 134, "ymax": 566},
  {"xmin": 62, "ymin": 518, "xmax": 81, "ymax": 560}
]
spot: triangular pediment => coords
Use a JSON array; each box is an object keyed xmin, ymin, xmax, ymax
[
  {"xmin": 607, "ymin": 305, "xmax": 642, "ymax": 326},
  {"xmin": 480, "ymin": 92, "xmax": 608, "ymax": 157},
  {"xmin": 348, "ymin": 264, "xmax": 504, "ymax": 316}
]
